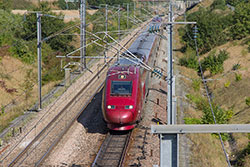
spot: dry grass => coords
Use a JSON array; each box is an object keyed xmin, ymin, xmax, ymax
[
  {"xmin": 188, "ymin": 134, "xmax": 228, "ymax": 167},
  {"xmin": 174, "ymin": 2, "xmax": 250, "ymax": 165},
  {"xmin": 0, "ymin": 55, "xmax": 59, "ymax": 133}
]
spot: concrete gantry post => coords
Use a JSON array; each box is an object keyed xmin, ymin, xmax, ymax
[
  {"xmin": 118, "ymin": 4, "xmax": 121, "ymax": 62},
  {"xmin": 167, "ymin": 2, "xmax": 173, "ymax": 125},
  {"xmin": 105, "ymin": 4, "xmax": 108, "ymax": 63},
  {"xmin": 127, "ymin": 3, "xmax": 129, "ymax": 29},
  {"xmin": 37, "ymin": 13, "xmax": 42, "ymax": 111},
  {"xmin": 80, "ymin": 0, "xmax": 86, "ymax": 71}
]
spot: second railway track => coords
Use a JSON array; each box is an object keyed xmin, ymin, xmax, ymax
[{"xmin": 0, "ymin": 20, "xmax": 151, "ymax": 167}]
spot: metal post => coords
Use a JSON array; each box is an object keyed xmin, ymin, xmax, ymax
[
  {"xmin": 163, "ymin": 2, "xmax": 178, "ymax": 166},
  {"xmin": 127, "ymin": 3, "xmax": 129, "ymax": 29},
  {"xmin": 65, "ymin": 68, "xmax": 71, "ymax": 87},
  {"xmin": 134, "ymin": 1, "xmax": 136, "ymax": 18},
  {"xmin": 105, "ymin": 4, "xmax": 108, "ymax": 63},
  {"xmin": 105, "ymin": 4, "xmax": 108, "ymax": 33},
  {"xmin": 118, "ymin": 5, "xmax": 121, "ymax": 62},
  {"xmin": 80, "ymin": 0, "xmax": 86, "ymax": 71},
  {"xmin": 37, "ymin": 13, "xmax": 42, "ymax": 111},
  {"xmin": 167, "ymin": 3, "xmax": 173, "ymax": 125}
]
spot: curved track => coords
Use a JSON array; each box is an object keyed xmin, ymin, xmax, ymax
[{"xmin": 92, "ymin": 131, "xmax": 131, "ymax": 167}]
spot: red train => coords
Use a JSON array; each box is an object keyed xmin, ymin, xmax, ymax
[{"xmin": 102, "ymin": 19, "xmax": 162, "ymax": 131}]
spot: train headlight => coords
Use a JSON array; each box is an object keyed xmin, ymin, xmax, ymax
[
  {"xmin": 125, "ymin": 105, "xmax": 133, "ymax": 109},
  {"xmin": 107, "ymin": 105, "xmax": 115, "ymax": 109}
]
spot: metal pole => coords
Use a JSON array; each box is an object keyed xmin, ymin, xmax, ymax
[
  {"xmin": 37, "ymin": 13, "xmax": 42, "ymax": 111},
  {"xmin": 134, "ymin": 1, "xmax": 136, "ymax": 18},
  {"xmin": 104, "ymin": 4, "xmax": 108, "ymax": 63},
  {"xmin": 80, "ymin": 0, "xmax": 86, "ymax": 71},
  {"xmin": 127, "ymin": 3, "xmax": 129, "ymax": 29},
  {"xmin": 167, "ymin": 3, "xmax": 173, "ymax": 125},
  {"xmin": 118, "ymin": 5, "xmax": 121, "ymax": 62},
  {"xmin": 105, "ymin": 4, "xmax": 108, "ymax": 33}
]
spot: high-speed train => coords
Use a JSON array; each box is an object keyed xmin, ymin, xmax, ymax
[{"xmin": 102, "ymin": 18, "xmax": 162, "ymax": 131}]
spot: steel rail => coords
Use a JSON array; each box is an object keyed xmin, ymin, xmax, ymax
[
  {"xmin": 118, "ymin": 132, "xmax": 131, "ymax": 167},
  {"xmin": 8, "ymin": 22, "xmax": 146, "ymax": 167},
  {"xmin": 92, "ymin": 131, "xmax": 132, "ymax": 167}
]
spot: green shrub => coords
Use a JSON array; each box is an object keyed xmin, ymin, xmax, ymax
[
  {"xmin": 230, "ymin": 2, "xmax": 250, "ymax": 40},
  {"xmin": 211, "ymin": 0, "xmax": 226, "ymax": 10},
  {"xmin": 20, "ymin": 69, "xmax": 35, "ymax": 100},
  {"xmin": 235, "ymin": 73, "xmax": 242, "ymax": 81},
  {"xmin": 56, "ymin": 0, "xmax": 79, "ymax": 10},
  {"xmin": 201, "ymin": 50, "xmax": 229, "ymax": 75},
  {"xmin": 179, "ymin": 47, "xmax": 198, "ymax": 69},
  {"xmin": 182, "ymin": 8, "xmax": 231, "ymax": 54},
  {"xmin": 232, "ymin": 63, "xmax": 241, "ymax": 70},
  {"xmin": 184, "ymin": 117, "xmax": 201, "ymax": 124},
  {"xmin": 10, "ymin": 40, "xmax": 35, "ymax": 64},
  {"xmin": 192, "ymin": 79, "xmax": 201, "ymax": 91},
  {"xmin": 179, "ymin": 55, "xmax": 199, "ymax": 70},
  {"xmin": 201, "ymin": 105, "xmax": 229, "ymax": 124},
  {"xmin": 224, "ymin": 81, "xmax": 231, "ymax": 88},
  {"xmin": 186, "ymin": 94, "xmax": 207, "ymax": 110},
  {"xmin": 246, "ymin": 97, "xmax": 250, "ymax": 107}
]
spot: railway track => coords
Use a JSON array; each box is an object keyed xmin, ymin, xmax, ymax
[
  {"xmin": 92, "ymin": 131, "xmax": 131, "ymax": 167},
  {"xmin": 0, "ymin": 20, "xmax": 151, "ymax": 167}
]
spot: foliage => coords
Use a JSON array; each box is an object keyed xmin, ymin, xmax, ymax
[
  {"xmin": 186, "ymin": 94, "xmax": 207, "ymax": 110},
  {"xmin": 0, "ymin": 10, "xmax": 21, "ymax": 47},
  {"xmin": 201, "ymin": 50, "xmax": 229, "ymax": 75},
  {"xmin": 20, "ymin": 69, "xmax": 35, "ymax": 100},
  {"xmin": 226, "ymin": 0, "xmax": 248, "ymax": 7},
  {"xmin": 87, "ymin": 0, "xmax": 133, "ymax": 6},
  {"xmin": 192, "ymin": 78, "xmax": 201, "ymax": 91},
  {"xmin": 0, "ymin": 0, "xmax": 11, "ymax": 10},
  {"xmin": 201, "ymin": 105, "xmax": 232, "ymax": 124},
  {"xmin": 232, "ymin": 63, "xmax": 241, "ymax": 70},
  {"xmin": 224, "ymin": 81, "xmax": 231, "ymax": 88},
  {"xmin": 16, "ymin": 2, "xmax": 75, "ymax": 53},
  {"xmin": 184, "ymin": 117, "xmax": 201, "ymax": 124},
  {"xmin": 1, "ymin": 106, "xmax": 4, "ymax": 116},
  {"xmin": 235, "ymin": 141, "xmax": 250, "ymax": 166},
  {"xmin": 210, "ymin": 0, "xmax": 226, "ymax": 10},
  {"xmin": 179, "ymin": 54, "xmax": 199, "ymax": 70},
  {"xmin": 231, "ymin": 2, "xmax": 250, "ymax": 40},
  {"xmin": 246, "ymin": 97, "xmax": 250, "ymax": 107},
  {"xmin": 0, "ymin": 0, "xmax": 35, "ymax": 10},
  {"xmin": 56, "ymin": 0, "xmax": 79, "ymax": 10},
  {"xmin": 179, "ymin": 47, "xmax": 198, "ymax": 69},
  {"xmin": 235, "ymin": 73, "xmax": 242, "ymax": 81},
  {"xmin": 11, "ymin": 0, "xmax": 35, "ymax": 10},
  {"xmin": 182, "ymin": 8, "xmax": 232, "ymax": 54},
  {"xmin": 9, "ymin": 39, "xmax": 35, "ymax": 64}
]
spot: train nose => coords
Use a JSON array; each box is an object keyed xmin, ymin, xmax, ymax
[{"xmin": 106, "ymin": 110, "xmax": 134, "ymax": 124}]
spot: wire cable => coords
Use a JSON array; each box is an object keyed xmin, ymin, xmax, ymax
[{"xmin": 193, "ymin": 25, "xmax": 231, "ymax": 167}]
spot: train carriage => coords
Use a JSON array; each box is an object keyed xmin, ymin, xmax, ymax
[{"xmin": 102, "ymin": 19, "xmax": 162, "ymax": 131}]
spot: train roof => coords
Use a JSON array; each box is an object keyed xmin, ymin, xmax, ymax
[{"xmin": 116, "ymin": 21, "xmax": 161, "ymax": 66}]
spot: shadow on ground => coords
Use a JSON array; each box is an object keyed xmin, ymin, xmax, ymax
[{"xmin": 77, "ymin": 89, "xmax": 109, "ymax": 134}]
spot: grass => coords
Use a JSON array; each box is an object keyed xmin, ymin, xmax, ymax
[
  {"xmin": 0, "ymin": 106, "xmax": 24, "ymax": 133},
  {"xmin": 174, "ymin": 2, "xmax": 250, "ymax": 165}
]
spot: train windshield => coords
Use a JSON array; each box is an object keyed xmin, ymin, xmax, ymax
[{"xmin": 111, "ymin": 81, "xmax": 132, "ymax": 96}]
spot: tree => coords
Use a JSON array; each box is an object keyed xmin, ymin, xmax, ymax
[
  {"xmin": 20, "ymin": 69, "xmax": 35, "ymax": 100},
  {"xmin": 231, "ymin": 2, "xmax": 250, "ymax": 39},
  {"xmin": 15, "ymin": 2, "xmax": 75, "ymax": 53}
]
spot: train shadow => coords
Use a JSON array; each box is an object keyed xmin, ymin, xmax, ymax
[{"xmin": 77, "ymin": 89, "xmax": 109, "ymax": 134}]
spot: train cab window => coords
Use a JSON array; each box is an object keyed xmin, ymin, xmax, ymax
[{"xmin": 111, "ymin": 81, "xmax": 132, "ymax": 96}]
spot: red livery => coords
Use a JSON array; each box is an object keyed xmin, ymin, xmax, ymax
[{"xmin": 102, "ymin": 19, "xmax": 162, "ymax": 131}]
